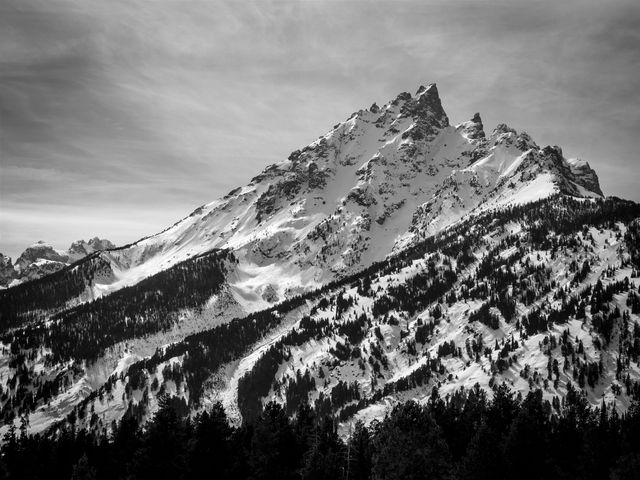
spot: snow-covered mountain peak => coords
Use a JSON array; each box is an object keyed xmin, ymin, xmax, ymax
[
  {"xmin": 68, "ymin": 237, "xmax": 116, "ymax": 258},
  {"xmin": 3, "ymin": 84, "xmax": 605, "ymax": 314},
  {"xmin": 15, "ymin": 241, "xmax": 67, "ymax": 270},
  {"xmin": 396, "ymin": 121, "xmax": 604, "ymax": 249},
  {"xmin": 0, "ymin": 84, "xmax": 630, "ymax": 441},
  {"xmin": 396, "ymin": 84, "xmax": 449, "ymax": 141},
  {"xmin": 0, "ymin": 237, "xmax": 116, "ymax": 287},
  {"xmin": 457, "ymin": 112, "xmax": 486, "ymax": 141}
]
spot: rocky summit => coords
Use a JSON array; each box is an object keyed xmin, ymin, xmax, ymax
[{"xmin": 0, "ymin": 238, "xmax": 115, "ymax": 288}]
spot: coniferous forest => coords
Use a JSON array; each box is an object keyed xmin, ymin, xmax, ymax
[{"xmin": 1, "ymin": 385, "xmax": 639, "ymax": 480}]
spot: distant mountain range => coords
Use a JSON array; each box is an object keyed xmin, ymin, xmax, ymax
[{"xmin": 0, "ymin": 238, "xmax": 115, "ymax": 288}]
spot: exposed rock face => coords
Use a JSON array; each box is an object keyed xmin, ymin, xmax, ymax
[
  {"xmin": 18, "ymin": 259, "xmax": 68, "ymax": 283},
  {"xmin": 397, "ymin": 121, "xmax": 604, "ymax": 247},
  {"xmin": 400, "ymin": 84, "xmax": 450, "ymax": 142},
  {"xmin": 2, "ymin": 237, "xmax": 115, "ymax": 287},
  {"xmin": 0, "ymin": 254, "xmax": 16, "ymax": 286},
  {"xmin": 260, "ymin": 284, "xmax": 279, "ymax": 303},
  {"xmin": 68, "ymin": 237, "xmax": 116, "ymax": 260},
  {"xmin": 458, "ymin": 112, "xmax": 486, "ymax": 140},
  {"xmin": 567, "ymin": 158, "xmax": 604, "ymax": 196},
  {"xmin": 15, "ymin": 241, "xmax": 68, "ymax": 271}
]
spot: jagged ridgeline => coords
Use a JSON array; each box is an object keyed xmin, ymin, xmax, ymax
[{"xmin": 44, "ymin": 196, "xmax": 640, "ymax": 435}]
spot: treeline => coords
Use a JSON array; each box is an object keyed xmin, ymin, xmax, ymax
[
  {"xmin": 0, "ymin": 253, "xmax": 110, "ymax": 331},
  {"xmin": 0, "ymin": 251, "xmax": 230, "ymax": 425},
  {"xmin": 2, "ymin": 250, "xmax": 229, "ymax": 364},
  {"xmin": 3, "ymin": 385, "xmax": 640, "ymax": 480}
]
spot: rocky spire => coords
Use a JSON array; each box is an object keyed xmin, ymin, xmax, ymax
[
  {"xmin": 458, "ymin": 112, "xmax": 485, "ymax": 140},
  {"xmin": 398, "ymin": 84, "xmax": 449, "ymax": 141},
  {"xmin": 402, "ymin": 84, "xmax": 448, "ymax": 124}
]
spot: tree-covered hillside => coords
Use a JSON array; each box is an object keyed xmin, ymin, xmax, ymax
[{"xmin": 2, "ymin": 385, "xmax": 639, "ymax": 480}]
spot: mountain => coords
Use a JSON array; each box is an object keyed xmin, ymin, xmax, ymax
[
  {"xmin": 0, "ymin": 84, "xmax": 638, "ymax": 439},
  {"xmin": 2, "ymin": 84, "xmax": 602, "ymax": 305},
  {"xmin": 0, "ymin": 237, "xmax": 115, "ymax": 288},
  {"xmin": 0, "ymin": 255, "xmax": 14, "ymax": 284}
]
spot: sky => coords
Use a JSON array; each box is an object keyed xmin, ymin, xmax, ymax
[{"xmin": 1, "ymin": 0, "xmax": 639, "ymax": 260}]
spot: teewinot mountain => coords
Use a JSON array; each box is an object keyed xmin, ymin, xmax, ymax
[{"xmin": 1, "ymin": 84, "xmax": 639, "ymax": 436}]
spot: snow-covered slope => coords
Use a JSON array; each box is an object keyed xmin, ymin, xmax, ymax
[
  {"xmin": 0, "ymin": 83, "xmax": 619, "ymax": 438},
  {"xmin": 24, "ymin": 84, "xmax": 602, "ymax": 314},
  {"xmin": 53, "ymin": 197, "xmax": 640, "ymax": 438},
  {"xmin": 396, "ymin": 126, "xmax": 603, "ymax": 249}
]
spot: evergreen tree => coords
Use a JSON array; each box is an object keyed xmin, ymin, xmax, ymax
[
  {"xmin": 300, "ymin": 417, "xmax": 343, "ymax": 480},
  {"xmin": 504, "ymin": 390, "xmax": 548, "ymax": 480},
  {"xmin": 70, "ymin": 454, "xmax": 97, "ymax": 480},
  {"xmin": 128, "ymin": 395, "xmax": 190, "ymax": 480},
  {"xmin": 347, "ymin": 421, "xmax": 373, "ymax": 480},
  {"xmin": 250, "ymin": 402, "xmax": 298, "ymax": 480},
  {"xmin": 372, "ymin": 401, "xmax": 451, "ymax": 480},
  {"xmin": 189, "ymin": 402, "xmax": 233, "ymax": 479}
]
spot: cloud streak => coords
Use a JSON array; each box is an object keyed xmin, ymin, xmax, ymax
[{"xmin": 1, "ymin": 0, "xmax": 639, "ymax": 258}]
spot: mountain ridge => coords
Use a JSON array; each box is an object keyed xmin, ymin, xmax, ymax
[
  {"xmin": 4, "ymin": 84, "xmax": 602, "ymax": 307},
  {"xmin": 1, "ymin": 84, "xmax": 633, "ymax": 440},
  {"xmin": 0, "ymin": 237, "xmax": 115, "ymax": 288}
]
